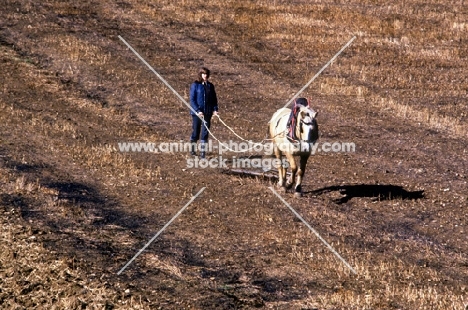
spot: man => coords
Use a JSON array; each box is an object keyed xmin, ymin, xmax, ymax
[{"xmin": 189, "ymin": 67, "xmax": 219, "ymax": 158}]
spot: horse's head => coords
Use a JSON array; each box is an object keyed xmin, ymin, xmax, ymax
[{"xmin": 295, "ymin": 106, "xmax": 319, "ymax": 143}]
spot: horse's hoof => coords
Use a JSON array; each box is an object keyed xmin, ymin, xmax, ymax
[
  {"xmin": 278, "ymin": 186, "xmax": 286, "ymax": 193},
  {"xmin": 294, "ymin": 191, "xmax": 302, "ymax": 198},
  {"xmin": 285, "ymin": 182, "xmax": 293, "ymax": 189}
]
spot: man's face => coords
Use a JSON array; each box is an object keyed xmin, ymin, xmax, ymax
[{"xmin": 201, "ymin": 73, "xmax": 209, "ymax": 81}]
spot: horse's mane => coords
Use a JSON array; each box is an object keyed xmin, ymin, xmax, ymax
[{"xmin": 295, "ymin": 97, "xmax": 309, "ymax": 107}]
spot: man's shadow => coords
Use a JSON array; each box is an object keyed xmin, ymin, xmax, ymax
[{"xmin": 306, "ymin": 184, "xmax": 424, "ymax": 204}]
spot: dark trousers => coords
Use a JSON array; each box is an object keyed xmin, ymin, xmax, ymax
[{"xmin": 190, "ymin": 115, "xmax": 211, "ymax": 142}]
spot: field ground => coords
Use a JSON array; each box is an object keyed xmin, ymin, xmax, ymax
[{"xmin": 0, "ymin": 0, "xmax": 467, "ymax": 309}]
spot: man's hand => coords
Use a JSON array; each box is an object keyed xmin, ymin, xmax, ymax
[
  {"xmin": 213, "ymin": 111, "xmax": 219, "ymax": 117},
  {"xmin": 197, "ymin": 112, "xmax": 204, "ymax": 118}
]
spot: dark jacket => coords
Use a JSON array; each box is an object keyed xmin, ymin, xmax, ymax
[{"xmin": 189, "ymin": 81, "xmax": 218, "ymax": 116}]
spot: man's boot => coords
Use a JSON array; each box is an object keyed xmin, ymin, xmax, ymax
[
  {"xmin": 200, "ymin": 142, "xmax": 206, "ymax": 159},
  {"xmin": 190, "ymin": 141, "xmax": 196, "ymax": 156}
]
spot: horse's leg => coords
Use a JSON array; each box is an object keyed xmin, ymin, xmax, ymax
[
  {"xmin": 285, "ymin": 153, "xmax": 297, "ymax": 190},
  {"xmin": 274, "ymin": 145, "xmax": 286, "ymax": 191},
  {"xmin": 294, "ymin": 154, "xmax": 310, "ymax": 197}
]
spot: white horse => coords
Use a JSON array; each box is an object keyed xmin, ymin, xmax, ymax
[{"xmin": 268, "ymin": 100, "xmax": 319, "ymax": 197}]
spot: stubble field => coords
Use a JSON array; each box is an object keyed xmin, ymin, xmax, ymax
[{"xmin": 0, "ymin": 0, "xmax": 467, "ymax": 309}]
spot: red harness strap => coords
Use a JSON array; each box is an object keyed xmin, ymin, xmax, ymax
[{"xmin": 287, "ymin": 98, "xmax": 309, "ymax": 140}]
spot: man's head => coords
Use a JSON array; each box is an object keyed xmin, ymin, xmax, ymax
[{"xmin": 198, "ymin": 67, "xmax": 210, "ymax": 82}]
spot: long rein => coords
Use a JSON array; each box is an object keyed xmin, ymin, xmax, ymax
[{"xmin": 199, "ymin": 115, "xmax": 274, "ymax": 153}]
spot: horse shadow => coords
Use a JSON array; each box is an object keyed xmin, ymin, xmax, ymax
[{"xmin": 306, "ymin": 184, "xmax": 424, "ymax": 204}]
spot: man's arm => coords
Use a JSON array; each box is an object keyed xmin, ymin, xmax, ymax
[
  {"xmin": 212, "ymin": 84, "xmax": 219, "ymax": 114},
  {"xmin": 189, "ymin": 83, "xmax": 201, "ymax": 113}
]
